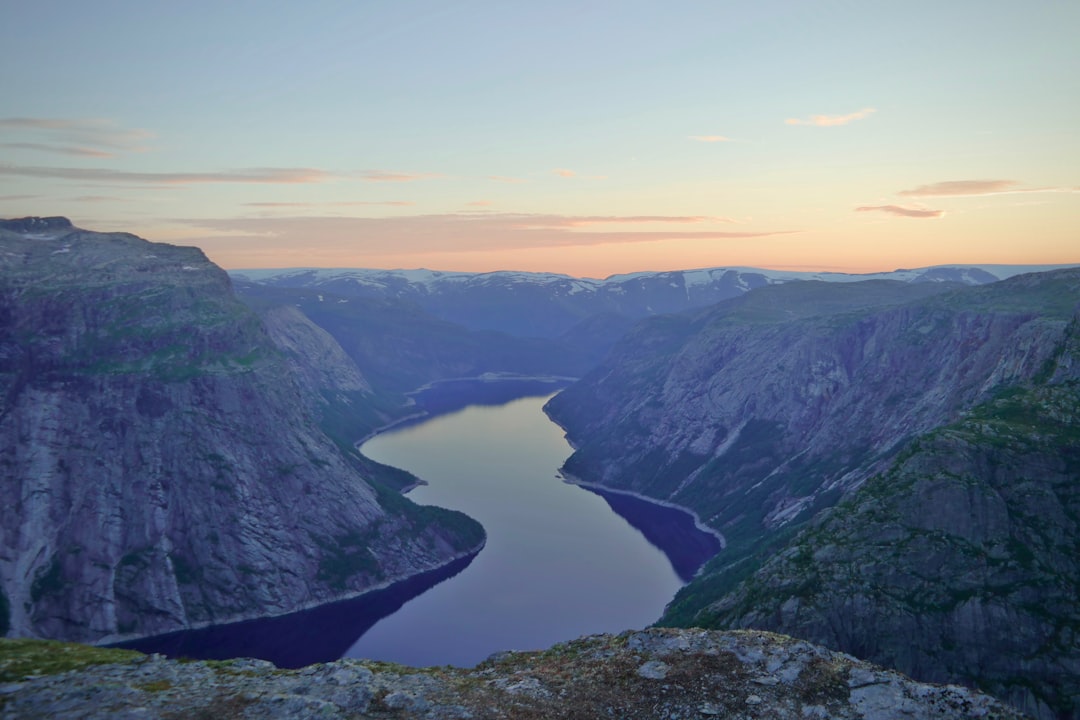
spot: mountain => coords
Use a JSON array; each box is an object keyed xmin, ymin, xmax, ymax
[
  {"xmin": 232, "ymin": 282, "xmax": 597, "ymax": 441},
  {"xmin": 700, "ymin": 381, "xmax": 1080, "ymax": 720},
  {"xmin": 231, "ymin": 263, "xmax": 1073, "ymax": 338},
  {"xmin": 1, "ymin": 628, "xmax": 1026, "ymax": 719},
  {"xmin": 548, "ymin": 271, "xmax": 1078, "ymax": 546},
  {"xmin": 545, "ymin": 269, "xmax": 1080, "ymax": 718},
  {"xmin": 548, "ymin": 277, "xmax": 1063, "ymax": 539},
  {"xmin": 0, "ymin": 217, "xmax": 483, "ymax": 644}
]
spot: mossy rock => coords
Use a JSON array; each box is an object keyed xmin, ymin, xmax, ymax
[{"xmin": 0, "ymin": 638, "xmax": 143, "ymax": 682}]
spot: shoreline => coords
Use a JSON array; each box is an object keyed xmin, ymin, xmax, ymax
[
  {"xmin": 354, "ymin": 374, "xmax": 579, "ymax": 448},
  {"xmin": 103, "ymin": 379, "xmax": 574, "ymax": 650},
  {"xmin": 557, "ymin": 471, "xmax": 727, "ymax": 550},
  {"xmin": 542, "ymin": 402, "xmax": 727, "ymax": 550},
  {"xmin": 99, "ymin": 540, "xmax": 485, "ymax": 648}
]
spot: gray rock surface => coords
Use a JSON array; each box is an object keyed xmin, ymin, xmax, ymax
[
  {"xmin": 702, "ymin": 381, "xmax": 1080, "ymax": 720},
  {"xmin": 547, "ymin": 272, "xmax": 1080, "ymax": 597},
  {"xmin": 0, "ymin": 218, "xmax": 483, "ymax": 644},
  {"xmin": 0, "ymin": 628, "xmax": 1028, "ymax": 719},
  {"xmin": 546, "ymin": 270, "xmax": 1080, "ymax": 719}
]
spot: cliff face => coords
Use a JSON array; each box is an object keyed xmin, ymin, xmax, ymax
[
  {"xmin": 0, "ymin": 218, "xmax": 483, "ymax": 643},
  {"xmin": 0, "ymin": 628, "xmax": 1027, "ymax": 720},
  {"xmin": 701, "ymin": 381, "xmax": 1080, "ymax": 720},
  {"xmin": 548, "ymin": 274, "xmax": 1078, "ymax": 549},
  {"xmin": 234, "ymin": 281, "xmax": 595, "ymax": 399},
  {"xmin": 546, "ymin": 270, "xmax": 1080, "ymax": 719}
]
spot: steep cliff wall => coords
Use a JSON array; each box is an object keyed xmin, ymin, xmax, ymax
[
  {"xmin": 546, "ymin": 270, "xmax": 1080, "ymax": 719},
  {"xmin": 700, "ymin": 381, "xmax": 1080, "ymax": 720},
  {"xmin": 0, "ymin": 218, "xmax": 483, "ymax": 643},
  {"xmin": 549, "ymin": 276, "xmax": 1076, "ymax": 548}
]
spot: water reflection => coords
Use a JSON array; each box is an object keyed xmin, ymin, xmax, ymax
[
  {"xmin": 114, "ymin": 553, "xmax": 476, "ymax": 668},
  {"xmin": 582, "ymin": 486, "xmax": 722, "ymax": 583},
  {"xmin": 346, "ymin": 392, "xmax": 720, "ymax": 667}
]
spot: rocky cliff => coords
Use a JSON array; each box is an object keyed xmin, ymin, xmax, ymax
[
  {"xmin": 548, "ymin": 276, "xmax": 1075, "ymax": 550},
  {"xmin": 549, "ymin": 272, "xmax": 1078, "ymax": 543},
  {"xmin": 699, "ymin": 381, "xmax": 1080, "ymax": 720},
  {"xmin": 0, "ymin": 218, "xmax": 483, "ymax": 644},
  {"xmin": 0, "ymin": 628, "xmax": 1027, "ymax": 719},
  {"xmin": 234, "ymin": 281, "xmax": 595, "ymax": 439},
  {"xmin": 545, "ymin": 270, "xmax": 1079, "ymax": 718}
]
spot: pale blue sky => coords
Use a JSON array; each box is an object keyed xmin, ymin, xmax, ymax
[{"xmin": 2, "ymin": 0, "xmax": 1077, "ymax": 275}]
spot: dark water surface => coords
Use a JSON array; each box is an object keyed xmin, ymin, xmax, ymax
[{"xmin": 120, "ymin": 384, "xmax": 720, "ymax": 668}]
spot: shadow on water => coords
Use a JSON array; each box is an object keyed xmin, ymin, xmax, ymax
[
  {"xmin": 112, "ymin": 552, "xmax": 477, "ymax": 668},
  {"xmin": 583, "ymin": 487, "xmax": 723, "ymax": 583}
]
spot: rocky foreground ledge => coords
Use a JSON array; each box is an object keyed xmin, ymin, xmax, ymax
[{"xmin": 1, "ymin": 628, "xmax": 1025, "ymax": 719}]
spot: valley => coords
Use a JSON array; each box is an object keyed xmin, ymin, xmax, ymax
[{"xmin": 1, "ymin": 217, "xmax": 1077, "ymax": 719}]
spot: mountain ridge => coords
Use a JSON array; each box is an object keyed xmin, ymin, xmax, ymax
[
  {"xmin": 231, "ymin": 262, "xmax": 1077, "ymax": 338},
  {"xmin": 695, "ymin": 380, "xmax": 1080, "ymax": 719},
  {"xmin": 0, "ymin": 217, "xmax": 484, "ymax": 644},
  {"xmin": 544, "ymin": 267, "xmax": 1080, "ymax": 719}
]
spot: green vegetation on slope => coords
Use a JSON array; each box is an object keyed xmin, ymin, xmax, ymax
[
  {"xmin": 0, "ymin": 638, "xmax": 142, "ymax": 682},
  {"xmin": 680, "ymin": 380, "xmax": 1080, "ymax": 718}
]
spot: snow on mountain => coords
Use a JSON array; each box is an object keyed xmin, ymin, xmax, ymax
[
  {"xmin": 229, "ymin": 263, "xmax": 1078, "ymax": 338},
  {"xmin": 233, "ymin": 263, "xmax": 1077, "ymax": 290}
]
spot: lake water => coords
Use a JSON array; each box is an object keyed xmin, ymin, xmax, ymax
[
  {"xmin": 119, "ymin": 383, "xmax": 720, "ymax": 668},
  {"xmin": 346, "ymin": 390, "xmax": 718, "ymax": 667}
]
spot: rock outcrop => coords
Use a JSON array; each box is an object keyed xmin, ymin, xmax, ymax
[
  {"xmin": 0, "ymin": 218, "xmax": 483, "ymax": 644},
  {"xmin": 700, "ymin": 381, "xmax": 1080, "ymax": 720},
  {"xmin": 547, "ymin": 272, "xmax": 1078, "ymax": 572},
  {"xmin": 0, "ymin": 628, "xmax": 1027, "ymax": 719},
  {"xmin": 545, "ymin": 270, "xmax": 1080, "ymax": 718}
]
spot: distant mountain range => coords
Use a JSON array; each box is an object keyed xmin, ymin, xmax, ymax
[{"xmin": 231, "ymin": 263, "xmax": 1077, "ymax": 338}]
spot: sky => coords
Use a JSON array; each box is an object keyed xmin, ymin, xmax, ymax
[{"xmin": 1, "ymin": 0, "xmax": 1078, "ymax": 278}]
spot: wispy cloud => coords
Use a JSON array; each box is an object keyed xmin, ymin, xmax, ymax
[
  {"xmin": 0, "ymin": 164, "xmax": 336, "ymax": 185},
  {"xmin": 360, "ymin": 170, "xmax": 441, "ymax": 182},
  {"xmin": 688, "ymin": 135, "xmax": 733, "ymax": 143},
  {"xmin": 785, "ymin": 107, "xmax": 876, "ymax": 127},
  {"xmin": 1, "ymin": 142, "xmax": 114, "ymax": 158},
  {"xmin": 855, "ymin": 204, "xmax": 944, "ymax": 219},
  {"xmin": 487, "ymin": 175, "xmax": 527, "ymax": 184},
  {"xmin": 0, "ymin": 194, "xmax": 40, "ymax": 201},
  {"xmin": 0, "ymin": 117, "xmax": 153, "ymax": 154},
  {"xmin": 467, "ymin": 200, "xmax": 493, "ymax": 207},
  {"xmin": 178, "ymin": 213, "xmax": 796, "ymax": 260},
  {"xmin": 520, "ymin": 215, "xmax": 734, "ymax": 228},
  {"xmin": 244, "ymin": 200, "xmax": 414, "ymax": 208},
  {"xmin": 67, "ymin": 195, "xmax": 131, "ymax": 203},
  {"xmin": 552, "ymin": 169, "xmax": 609, "ymax": 180},
  {"xmin": 897, "ymin": 179, "xmax": 1080, "ymax": 197},
  {"xmin": 898, "ymin": 180, "xmax": 1018, "ymax": 197}
]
